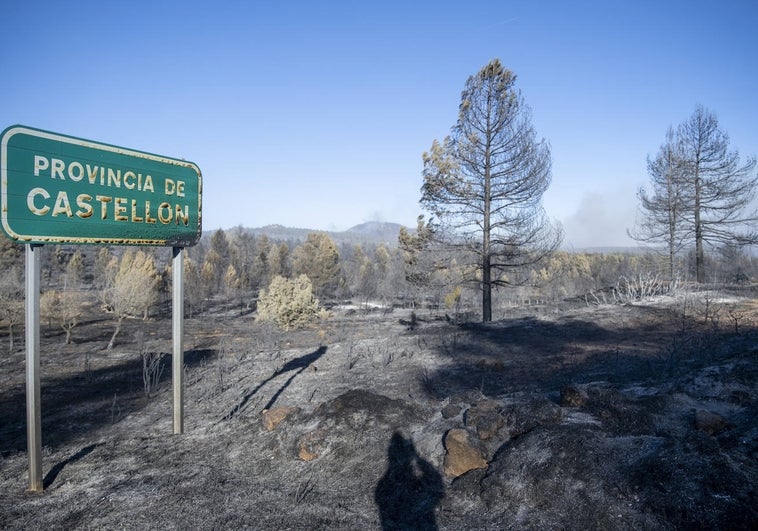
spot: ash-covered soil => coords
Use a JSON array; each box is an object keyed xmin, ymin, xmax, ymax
[{"xmin": 1, "ymin": 290, "xmax": 757, "ymax": 530}]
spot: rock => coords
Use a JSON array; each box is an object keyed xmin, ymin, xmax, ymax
[
  {"xmin": 464, "ymin": 399, "xmax": 505, "ymax": 440},
  {"xmin": 443, "ymin": 428, "xmax": 488, "ymax": 478},
  {"xmin": 442, "ymin": 403, "xmax": 463, "ymax": 419},
  {"xmin": 261, "ymin": 406, "xmax": 299, "ymax": 431},
  {"xmin": 313, "ymin": 389, "xmax": 421, "ymax": 430},
  {"xmin": 561, "ymin": 385, "xmax": 589, "ymax": 407},
  {"xmin": 297, "ymin": 429, "xmax": 327, "ymax": 461},
  {"xmin": 694, "ymin": 409, "xmax": 727, "ymax": 435}
]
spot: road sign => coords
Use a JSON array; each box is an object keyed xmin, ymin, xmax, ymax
[{"xmin": 1, "ymin": 125, "xmax": 202, "ymax": 246}]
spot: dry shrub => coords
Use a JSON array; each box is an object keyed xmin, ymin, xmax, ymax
[
  {"xmin": 614, "ymin": 272, "xmax": 679, "ymax": 302},
  {"xmin": 257, "ymin": 275, "xmax": 327, "ymax": 330}
]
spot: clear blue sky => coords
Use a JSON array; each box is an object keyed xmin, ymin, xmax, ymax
[{"xmin": 2, "ymin": 0, "xmax": 757, "ymax": 248}]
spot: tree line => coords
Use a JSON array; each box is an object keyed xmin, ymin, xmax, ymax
[{"xmin": 1, "ymin": 224, "xmax": 755, "ymax": 351}]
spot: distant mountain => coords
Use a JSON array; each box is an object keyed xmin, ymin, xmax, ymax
[
  {"xmin": 246, "ymin": 224, "xmax": 314, "ymax": 241},
  {"xmin": 565, "ymin": 245, "xmax": 649, "ymax": 254},
  {"xmin": 342, "ymin": 222, "xmax": 407, "ymax": 243},
  {"xmin": 216, "ymin": 224, "xmax": 650, "ymax": 252},
  {"xmin": 237, "ymin": 221, "xmax": 409, "ymax": 247}
]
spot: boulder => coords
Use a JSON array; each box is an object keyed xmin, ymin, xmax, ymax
[{"xmin": 443, "ymin": 428, "xmax": 488, "ymax": 478}]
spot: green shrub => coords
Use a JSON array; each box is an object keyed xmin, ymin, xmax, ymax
[{"xmin": 257, "ymin": 275, "xmax": 325, "ymax": 330}]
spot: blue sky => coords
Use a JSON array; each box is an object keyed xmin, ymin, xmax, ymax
[{"xmin": 2, "ymin": 0, "xmax": 757, "ymax": 248}]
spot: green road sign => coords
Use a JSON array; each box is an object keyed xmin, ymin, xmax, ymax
[{"xmin": 1, "ymin": 125, "xmax": 202, "ymax": 246}]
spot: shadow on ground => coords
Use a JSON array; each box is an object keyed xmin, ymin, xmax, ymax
[
  {"xmin": 0, "ymin": 348, "xmax": 215, "ymax": 456},
  {"xmin": 375, "ymin": 431, "xmax": 444, "ymax": 531},
  {"xmin": 224, "ymin": 346, "xmax": 327, "ymax": 420},
  {"xmin": 419, "ymin": 310, "xmax": 758, "ymax": 399}
]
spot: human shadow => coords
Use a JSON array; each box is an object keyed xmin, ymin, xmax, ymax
[
  {"xmin": 375, "ymin": 432, "xmax": 444, "ymax": 531},
  {"xmin": 224, "ymin": 346, "xmax": 327, "ymax": 420}
]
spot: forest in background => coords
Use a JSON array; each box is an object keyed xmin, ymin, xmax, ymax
[{"xmin": 1, "ymin": 225, "xmax": 756, "ymax": 350}]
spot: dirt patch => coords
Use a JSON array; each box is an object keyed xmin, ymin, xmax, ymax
[{"xmin": 1, "ymin": 293, "xmax": 757, "ymax": 529}]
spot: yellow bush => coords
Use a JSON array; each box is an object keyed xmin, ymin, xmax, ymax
[{"xmin": 257, "ymin": 275, "xmax": 326, "ymax": 330}]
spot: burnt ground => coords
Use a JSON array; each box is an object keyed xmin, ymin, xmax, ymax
[{"xmin": 1, "ymin": 288, "xmax": 757, "ymax": 530}]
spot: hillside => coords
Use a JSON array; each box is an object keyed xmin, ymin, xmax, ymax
[
  {"xmin": 1, "ymin": 289, "xmax": 756, "ymax": 529},
  {"xmin": 218, "ymin": 221, "xmax": 408, "ymax": 247},
  {"xmin": 219, "ymin": 223, "xmax": 655, "ymax": 254}
]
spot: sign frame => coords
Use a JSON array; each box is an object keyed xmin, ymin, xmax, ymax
[
  {"xmin": 1, "ymin": 125, "xmax": 202, "ymax": 246},
  {"xmin": 1, "ymin": 125, "xmax": 200, "ymax": 492}
]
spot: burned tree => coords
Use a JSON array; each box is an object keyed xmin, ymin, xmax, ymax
[
  {"xmin": 630, "ymin": 128, "xmax": 689, "ymax": 280},
  {"xmin": 677, "ymin": 106, "xmax": 758, "ymax": 282},
  {"xmin": 420, "ymin": 59, "xmax": 561, "ymax": 321},
  {"xmin": 634, "ymin": 106, "xmax": 758, "ymax": 282}
]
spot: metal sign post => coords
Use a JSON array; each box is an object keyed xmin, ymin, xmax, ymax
[
  {"xmin": 172, "ymin": 247, "xmax": 184, "ymax": 434},
  {"xmin": 25, "ymin": 244, "xmax": 43, "ymax": 492}
]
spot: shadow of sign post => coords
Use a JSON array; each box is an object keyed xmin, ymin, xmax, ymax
[{"xmin": 225, "ymin": 346, "xmax": 327, "ymax": 420}]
